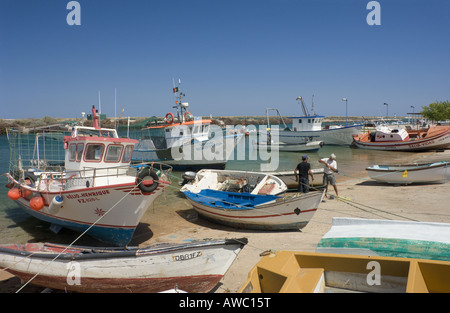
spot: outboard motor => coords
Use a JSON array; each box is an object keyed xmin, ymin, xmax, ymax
[{"xmin": 179, "ymin": 171, "xmax": 196, "ymax": 186}]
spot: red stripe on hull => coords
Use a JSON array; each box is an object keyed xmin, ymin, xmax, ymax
[{"xmin": 193, "ymin": 205, "xmax": 317, "ymax": 219}]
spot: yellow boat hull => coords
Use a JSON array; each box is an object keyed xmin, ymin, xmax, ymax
[{"xmin": 239, "ymin": 251, "xmax": 450, "ymax": 293}]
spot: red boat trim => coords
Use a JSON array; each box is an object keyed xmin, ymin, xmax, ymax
[
  {"xmin": 6, "ymin": 173, "xmax": 169, "ymax": 196},
  {"xmin": 64, "ymin": 136, "xmax": 138, "ymax": 144}
]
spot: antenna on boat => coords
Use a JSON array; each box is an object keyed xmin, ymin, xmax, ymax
[
  {"xmin": 172, "ymin": 78, "xmax": 189, "ymax": 123},
  {"xmin": 98, "ymin": 91, "xmax": 102, "ymax": 128},
  {"xmin": 311, "ymin": 94, "xmax": 316, "ymax": 116},
  {"xmin": 114, "ymin": 88, "xmax": 117, "ymax": 130}
]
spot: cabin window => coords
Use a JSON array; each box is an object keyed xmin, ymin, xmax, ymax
[
  {"xmin": 76, "ymin": 143, "xmax": 84, "ymax": 162},
  {"xmin": 69, "ymin": 143, "xmax": 84, "ymax": 162},
  {"xmin": 193, "ymin": 125, "xmax": 199, "ymax": 134},
  {"xmin": 298, "ymin": 119, "xmax": 302, "ymax": 123},
  {"xmin": 85, "ymin": 144, "xmax": 104, "ymax": 162},
  {"xmin": 105, "ymin": 145, "xmax": 123, "ymax": 162},
  {"xmin": 69, "ymin": 144, "xmax": 77, "ymax": 161},
  {"xmin": 308, "ymin": 119, "xmax": 311, "ymax": 123},
  {"xmin": 122, "ymin": 145, "xmax": 134, "ymax": 163}
]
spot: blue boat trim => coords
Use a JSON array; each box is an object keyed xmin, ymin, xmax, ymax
[{"xmin": 184, "ymin": 189, "xmax": 279, "ymax": 210}]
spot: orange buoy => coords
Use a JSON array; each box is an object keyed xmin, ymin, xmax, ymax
[
  {"xmin": 30, "ymin": 196, "xmax": 45, "ymax": 211},
  {"xmin": 8, "ymin": 188, "xmax": 21, "ymax": 200},
  {"xmin": 22, "ymin": 188, "xmax": 33, "ymax": 200}
]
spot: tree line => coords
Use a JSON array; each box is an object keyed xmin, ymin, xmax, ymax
[{"xmin": 421, "ymin": 101, "xmax": 450, "ymax": 122}]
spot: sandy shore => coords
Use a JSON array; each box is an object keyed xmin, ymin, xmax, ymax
[{"xmin": 1, "ymin": 149, "xmax": 450, "ymax": 293}]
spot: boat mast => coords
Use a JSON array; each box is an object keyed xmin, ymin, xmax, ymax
[
  {"xmin": 297, "ymin": 96, "xmax": 310, "ymax": 116},
  {"xmin": 173, "ymin": 78, "xmax": 187, "ymax": 123},
  {"xmin": 311, "ymin": 94, "xmax": 316, "ymax": 116}
]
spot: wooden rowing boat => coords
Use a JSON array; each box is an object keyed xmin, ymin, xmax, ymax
[
  {"xmin": 239, "ymin": 250, "xmax": 450, "ymax": 293},
  {"xmin": 0, "ymin": 238, "xmax": 246, "ymax": 293},
  {"xmin": 366, "ymin": 161, "xmax": 449, "ymax": 184},
  {"xmin": 183, "ymin": 189, "xmax": 324, "ymax": 231}
]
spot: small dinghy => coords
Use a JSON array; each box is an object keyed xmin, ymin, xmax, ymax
[{"xmin": 366, "ymin": 161, "xmax": 449, "ymax": 184}]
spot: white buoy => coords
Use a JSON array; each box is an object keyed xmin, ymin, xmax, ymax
[{"xmin": 48, "ymin": 195, "xmax": 63, "ymax": 214}]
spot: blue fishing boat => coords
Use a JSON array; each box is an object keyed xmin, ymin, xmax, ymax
[
  {"xmin": 184, "ymin": 189, "xmax": 279, "ymax": 210},
  {"xmin": 183, "ymin": 189, "xmax": 324, "ymax": 231}
]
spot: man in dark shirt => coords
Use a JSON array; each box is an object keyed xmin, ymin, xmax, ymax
[{"xmin": 294, "ymin": 155, "xmax": 314, "ymax": 193}]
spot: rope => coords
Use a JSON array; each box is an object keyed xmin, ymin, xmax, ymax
[
  {"xmin": 15, "ymin": 182, "xmax": 144, "ymax": 293},
  {"xmin": 335, "ymin": 195, "xmax": 419, "ymax": 221}
]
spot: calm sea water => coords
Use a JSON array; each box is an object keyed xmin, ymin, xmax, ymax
[{"xmin": 0, "ymin": 133, "xmax": 422, "ymax": 246}]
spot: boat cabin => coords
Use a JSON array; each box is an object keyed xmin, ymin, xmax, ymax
[
  {"xmin": 143, "ymin": 119, "xmax": 212, "ymax": 150},
  {"xmin": 373, "ymin": 126, "xmax": 409, "ymax": 142},
  {"xmin": 288, "ymin": 115, "xmax": 325, "ymax": 132},
  {"xmin": 63, "ymin": 126, "xmax": 138, "ymax": 172},
  {"xmin": 63, "ymin": 106, "xmax": 138, "ymax": 172}
]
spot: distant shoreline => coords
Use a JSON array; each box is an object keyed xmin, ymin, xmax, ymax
[{"xmin": 0, "ymin": 115, "xmax": 394, "ymax": 135}]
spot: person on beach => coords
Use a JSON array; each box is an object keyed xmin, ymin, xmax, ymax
[
  {"xmin": 319, "ymin": 153, "xmax": 339, "ymax": 198},
  {"xmin": 294, "ymin": 155, "xmax": 314, "ymax": 193}
]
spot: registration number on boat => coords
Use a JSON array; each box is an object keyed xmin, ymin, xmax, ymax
[{"xmin": 172, "ymin": 251, "xmax": 202, "ymax": 262}]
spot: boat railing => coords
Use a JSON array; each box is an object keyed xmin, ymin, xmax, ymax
[{"xmin": 8, "ymin": 162, "xmax": 172, "ymax": 192}]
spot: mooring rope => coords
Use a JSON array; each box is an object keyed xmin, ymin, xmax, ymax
[{"xmin": 15, "ymin": 181, "xmax": 147, "ymax": 293}]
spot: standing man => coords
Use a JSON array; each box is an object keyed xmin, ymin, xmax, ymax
[
  {"xmin": 319, "ymin": 153, "xmax": 339, "ymax": 198},
  {"xmin": 294, "ymin": 155, "xmax": 314, "ymax": 193}
]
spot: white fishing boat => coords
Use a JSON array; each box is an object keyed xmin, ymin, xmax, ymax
[
  {"xmin": 183, "ymin": 189, "xmax": 324, "ymax": 231},
  {"xmin": 352, "ymin": 125, "xmax": 450, "ymax": 151},
  {"xmin": 256, "ymin": 139, "xmax": 324, "ymax": 152},
  {"xmin": 316, "ymin": 217, "xmax": 450, "ymax": 261},
  {"xmin": 265, "ymin": 97, "xmax": 362, "ymax": 146},
  {"xmin": 179, "ymin": 169, "xmax": 287, "ymax": 196},
  {"xmin": 132, "ymin": 80, "xmax": 242, "ymax": 170},
  {"xmin": 0, "ymin": 238, "xmax": 247, "ymax": 293},
  {"xmin": 6, "ymin": 106, "xmax": 172, "ymax": 246},
  {"xmin": 366, "ymin": 161, "xmax": 449, "ymax": 184}
]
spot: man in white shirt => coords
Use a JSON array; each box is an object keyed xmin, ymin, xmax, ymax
[{"xmin": 319, "ymin": 153, "xmax": 339, "ymax": 198}]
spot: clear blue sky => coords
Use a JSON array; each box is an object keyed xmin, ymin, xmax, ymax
[{"xmin": 1, "ymin": 0, "xmax": 449, "ymax": 119}]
